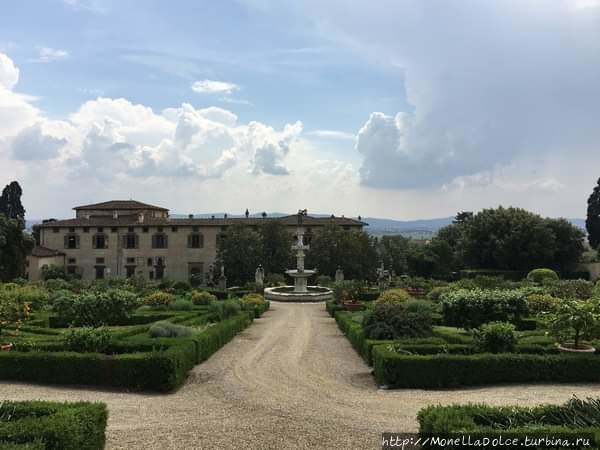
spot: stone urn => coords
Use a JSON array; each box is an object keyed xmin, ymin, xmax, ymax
[
  {"xmin": 557, "ymin": 343, "xmax": 596, "ymax": 354},
  {"xmin": 0, "ymin": 343, "xmax": 13, "ymax": 352}
]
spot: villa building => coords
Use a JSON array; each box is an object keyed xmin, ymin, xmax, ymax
[{"xmin": 27, "ymin": 200, "xmax": 366, "ymax": 282}]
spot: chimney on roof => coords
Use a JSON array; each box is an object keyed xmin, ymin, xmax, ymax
[
  {"xmin": 245, "ymin": 209, "xmax": 249, "ymax": 218},
  {"xmin": 113, "ymin": 210, "xmax": 118, "ymax": 219},
  {"xmin": 224, "ymin": 213, "xmax": 228, "ymax": 219},
  {"xmin": 211, "ymin": 215, "xmax": 215, "ymax": 219},
  {"xmin": 188, "ymin": 214, "xmax": 194, "ymax": 219}
]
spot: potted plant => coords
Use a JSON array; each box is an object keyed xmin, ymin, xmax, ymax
[
  {"xmin": 546, "ymin": 299, "xmax": 600, "ymax": 353},
  {"xmin": 341, "ymin": 290, "xmax": 364, "ymax": 312}
]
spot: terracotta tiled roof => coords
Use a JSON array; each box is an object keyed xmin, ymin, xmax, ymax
[
  {"xmin": 30, "ymin": 246, "xmax": 65, "ymax": 257},
  {"xmin": 73, "ymin": 200, "xmax": 169, "ymax": 211},
  {"xmin": 38, "ymin": 215, "xmax": 367, "ymax": 228}
]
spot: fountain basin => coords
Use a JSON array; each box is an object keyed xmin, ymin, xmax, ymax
[{"xmin": 264, "ymin": 285, "xmax": 333, "ymax": 302}]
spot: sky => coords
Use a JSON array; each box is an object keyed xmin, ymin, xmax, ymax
[{"xmin": 0, "ymin": 0, "xmax": 599, "ymax": 220}]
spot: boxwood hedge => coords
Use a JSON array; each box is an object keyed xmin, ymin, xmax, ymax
[
  {"xmin": 373, "ymin": 346, "xmax": 600, "ymax": 388},
  {"xmin": 0, "ymin": 401, "xmax": 107, "ymax": 450}
]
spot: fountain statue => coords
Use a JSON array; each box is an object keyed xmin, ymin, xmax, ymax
[{"xmin": 263, "ymin": 209, "xmax": 333, "ymax": 302}]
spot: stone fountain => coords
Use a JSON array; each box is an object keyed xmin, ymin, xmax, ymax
[{"xmin": 264, "ymin": 210, "xmax": 333, "ymax": 302}]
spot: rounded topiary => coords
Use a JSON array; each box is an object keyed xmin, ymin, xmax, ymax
[
  {"xmin": 191, "ymin": 290, "xmax": 217, "ymax": 305},
  {"xmin": 527, "ymin": 268, "xmax": 559, "ymax": 283},
  {"xmin": 375, "ymin": 288, "xmax": 412, "ymax": 305},
  {"xmin": 474, "ymin": 321, "xmax": 517, "ymax": 353}
]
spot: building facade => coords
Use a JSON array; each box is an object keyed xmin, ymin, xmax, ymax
[{"xmin": 28, "ymin": 200, "xmax": 365, "ymax": 282}]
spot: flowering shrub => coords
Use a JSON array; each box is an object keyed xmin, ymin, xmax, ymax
[
  {"xmin": 241, "ymin": 293, "xmax": 266, "ymax": 307},
  {"xmin": 440, "ymin": 288, "xmax": 529, "ymax": 329},
  {"xmin": 143, "ymin": 292, "xmax": 174, "ymax": 308},
  {"xmin": 53, "ymin": 289, "xmax": 138, "ymax": 327},
  {"xmin": 190, "ymin": 290, "xmax": 217, "ymax": 305},
  {"xmin": 375, "ymin": 288, "xmax": 411, "ymax": 305},
  {"xmin": 526, "ymin": 293, "xmax": 559, "ymax": 314},
  {"xmin": 0, "ymin": 291, "xmax": 30, "ymax": 335}
]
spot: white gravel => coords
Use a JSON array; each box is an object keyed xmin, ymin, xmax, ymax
[{"xmin": 1, "ymin": 302, "xmax": 599, "ymax": 449}]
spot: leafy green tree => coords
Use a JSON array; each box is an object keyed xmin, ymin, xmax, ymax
[
  {"xmin": 406, "ymin": 238, "xmax": 454, "ymax": 279},
  {"xmin": 306, "ymin": 224, "xmax": 378, "ymax": 280},
  {"xmin": 461, "ymin": 207, "xmax": 581, "ymax": 271},
  {"xmin": 377, "ymin": 235, "xmax": 409, "ymax": 275},
  {"xmin": 260, "ymin": 221, "xmax": 293, "ymax": 275},
  {"xmin": 587, "ymin": 178, "xmax": 600, "ymax": 250},
  {"xmin": 544, "ymin": 218, "xmax": 585, "ymax": 272},
  {"xmin": 0, "ymin": 181, "xmax": 25, "ymax": 220},
  {"xmin": 216, "ymin": 224, "xmax": 263, "ymax": 286}
]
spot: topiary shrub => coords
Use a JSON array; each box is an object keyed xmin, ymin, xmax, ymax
[
  {"xmin": 149, "ymin": 321, "xmax": 195, "ymax": 338},
  {"xmin": 473, "ymin": 321, "xmax": 517, "ymax": 353},
  {"xmin": 527, "ymin": 268, "xmax": 559, "ymax": 283},
  {"xmin": 375, "ymin": 288, "xmax": 412, "ymax": 305},
  {"xmin": 143, "ymin": 292, "xmax": 174, "ymax": 308},
  {"xmin": 190, "ymin": 290, "xmax": 217, "ymax": 305},
  {"xmin": 526, "ymin": 293, "xmax": 559, "ymax": 314},
  {"xmin": 363, "ymin": 300, "xmax": 433, "ymax": 340},
  {"xmin": 64, "ymin": 327, "xmax": 112, "ymax": 353}
]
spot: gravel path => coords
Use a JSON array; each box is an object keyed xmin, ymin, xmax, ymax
[{"xmin": 2, "ymin": 302, "xmax": 600, "ymax": 449}]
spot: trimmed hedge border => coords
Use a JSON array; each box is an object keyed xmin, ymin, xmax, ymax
[
  {"xmin": 373, "ymin": 346, "xmax": 600, "ymax": 388},
  {"xmin": 0, "ymin": 311, "xmax": 258, "ymax": 391},
  {"xmin": 418, "ymin": 402, "xmax": 600, "ymax": 449},
  {"xmin": 0, "ymin": 401, "xmax": 107, "ymax": 450}
]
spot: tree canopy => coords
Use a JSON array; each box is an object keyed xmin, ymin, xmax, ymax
[
  {"xmin": 0, "ymin": 181, "xmax": 25, "ymax": 220},
  {"xmin": 436, "ymin": 207, "xmax": 584, "ymax": 272}
]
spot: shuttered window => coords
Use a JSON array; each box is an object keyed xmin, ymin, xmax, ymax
[{"xmin": 187, "ymin": 233, "xmax": 204, "ymax": 248}]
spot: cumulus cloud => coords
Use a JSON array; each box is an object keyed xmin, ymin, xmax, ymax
[
  {"xmin": 11, "ymin": 123, "xmax": 68, "ymax": 160},
  {"xmin": 0, "ymin": 53, "xmax": 303, "ymax": 187},
  {"xmin": 191, "ymin": 80, "xmax": 239, "ymax": 94},
  {"xmin": 30, "ymin": 47, "xmax": 70, "ymax": 63},
  {"xmin": 0, "ymin": 53, "xmax": 19, "ymax": 89},
  {"xmin": 281, "ymin": 1, "xmax": 600, "ymax": 190}
]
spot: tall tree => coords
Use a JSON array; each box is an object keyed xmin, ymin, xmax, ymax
[
  {"xmin": 215, "ymin": 224, "xmax": 263, "ymax": 286},
  {"xmin": 260, "ymin": 221, "xmax": 293, "ymax": 275},
  {"xmin": 586, "ymin": 178, "xmax": 600, "ymax": 250},
  {"xmin": 378, "ymin": 235, "xmax": 409, "ymax": 275},
  {"xmin": 0, "ymin": 214, "xmax": 34, "ymax": 281},
  {"xmin": 0, "ymin": 181, "xmax": 25, "ymax": 220},
  {"xmin": 306, "ymin": 224, "xmax": 378, "ymax": 280}
]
